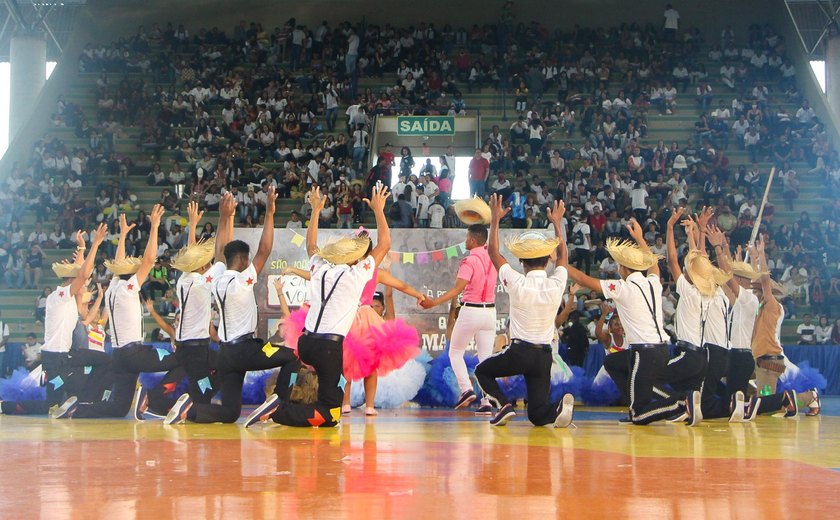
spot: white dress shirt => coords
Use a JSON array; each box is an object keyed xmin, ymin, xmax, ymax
[
  {"xmin": 499, "ymin": 264, "xmax": 567, "ymax": 345},
  {"xmin": 305, "ymin": 255, "xmax": 376, "ymax": 336},
  {"xmin": 41, "ymin": 283, "xmax": 78, "ymax": 354},
  {"xmin": 106, "ymin": 275, "xmax": 144, "ymax": 348},
  {"xmin": 729, "ymin": 288, "xmax": 759, "ymax": 350},
  {"xmin": 600, "ymin": 271, "xmax": 665, "ymax": 345},
  {"xmin": 176, "ymin": 262, "xmax": 226, "ymax": 342},
  {"xmin": 213, "ymin": 263, "xmax": 259, "ymax": 342}
]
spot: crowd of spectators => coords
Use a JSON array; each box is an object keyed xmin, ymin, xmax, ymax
[{"xmin": 0, "ymin": 8, "xmax": 838, "ymax": 343}]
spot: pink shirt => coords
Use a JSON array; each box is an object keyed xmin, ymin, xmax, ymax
[
  {"xmin": 456, "ymin": 246, "xmax": 497, "ymax": 304},
  {"xmin": 359, "ymin": 266, "xmax": 379, "ymax": 306}
]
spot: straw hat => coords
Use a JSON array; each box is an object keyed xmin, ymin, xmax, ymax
[
  {"xmin": 672, "ymin": 154, "xmax": 688, "ymax": 170},
  {"xmin": 684, "ymin": 250, "xmax": 732, "ymax": 297},
  {"xmin": 454, "ymin": 197, "xmax": 491, "ymax": 225},
  {"xmin": 505, "ymin": 232, "xmax": 560, "ymax": 259},
  {"xmin": 104, "ymin": 257, "xmax": 143, "ymax": 276},
  {"xmin": 730, "ymin": 261, "xmax": 763, "ymax": 281},
  {"xmin": 81, "ymin": 291, "xmax": 94, "ymax": 304},
  {"xmin": 170, "ymin": 238, "xmax": 216, "ymax": 273},
  {"xmin": 605, "ymin": 238, "xmax": 662, "ymax": 271},
  {"xmin": 317, "ymin": 235, "xmax": 371, "ymax": 265},
  {"xmin": 52, "ymin": 262, "xmax": 81, "ymax": 279}
]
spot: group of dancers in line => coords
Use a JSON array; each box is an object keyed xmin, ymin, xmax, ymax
[{"xmin": 0, "ymin": 181, "xmax": 822, "ymax": 428}]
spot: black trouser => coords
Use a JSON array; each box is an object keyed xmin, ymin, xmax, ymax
[
  {"xmin": 699, "ymin": 343, "xmax": 731, "ymax": 419},
  {"xmin": 272, "ymin": 333, "xmax": 343, "ymax": 428},
  {"xmin": 474, "ymin": 341, "xmax": 561, "ymax": 426},
  {"xmin": 174, "ymin": 339, "xmax": 217, "ymax": 405},
  {"xmin": 1, "ymin": 351, "xmax": 72, "ymax": 415},
  {"xmin": 657, "ymin": 344, "xmax": 707, "ymax": 395},
  {"xmin": 603, "ymin": 349, "xmax": 633, "ymax": 406},
  {"xmin": 147, "ymin": 347, "xmax": 219, "ymax": 414},
  {"xmin": 68, "ymin": 348, "xmax": 113, "ymax": 403},
  {"xmin": 629, "ymin": 344, "xmax": 685, "ymax": 425},
  {"xmin": 726, "ymin": 349, "xmax": 755, "ymax": 398},
  {"xmin": 189, "ymin": 338, "xmax": 300, "ymax": 424},
  {"xmin": 73, "ymin": 343, "xmax": 180, "ymax": 418}
]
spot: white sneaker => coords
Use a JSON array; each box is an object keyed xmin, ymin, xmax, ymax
[
  {"xmin": 244, "ymin": 394, "xmax": 280, "ymax": 428},
  {"xmin": 729, "ymin": 391, "xmax": 746, "ymax": 423},
  {"xmin": 553, "ymin": 393, "xmax": 575, "ymax": 428},
  {"xmin": 164, "ymin": 394, "xmax": 192, "ymax": 425}
]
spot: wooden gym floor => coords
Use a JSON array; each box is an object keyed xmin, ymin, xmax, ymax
[{"xmin": 2, "ymin": 401, "xmax": 839, "ymax": 519}]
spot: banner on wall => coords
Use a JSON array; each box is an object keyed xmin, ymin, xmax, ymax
[{"xmin": 233, "ymin": 228, "xmax": 566, "ymax": 354}]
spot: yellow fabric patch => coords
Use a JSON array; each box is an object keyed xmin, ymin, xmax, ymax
[
  {"xmin": 330, "ymin": 407, "xmax": 342, "ymax": 424},
  {"xmin": 262, "ymin": 343, "xmax": 280, "ymax": 358}
]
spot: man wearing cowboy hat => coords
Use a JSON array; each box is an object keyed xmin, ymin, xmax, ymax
[
  {"xmin": 421, "ymin": 197, "xmax": 498, "ymax": 413},
  {"xmin": 742, "ymin": 237, "xmax": 820, "ymax": 418},
  {"xmin": 53, "ymin": 207, "xmax": 180, "ymax": 419},
  {"xmin": 473, "ymin": 195, "xmax": 575, "ymax": 427},
  {"xmin": 166, "ymin": 188, "xmax": 300, "ymax": 425},
  {"xmin": 565, "ymin": 219, "xmax": 694, "ymax": 425},
  {"xmin": 660, "ymin": 208, "xmax": 730, "ymax": 426},
  {"xmin": 267, "ymin": 184, "xmax": 392, "ymax": 428},
  {"xmin": 133, "ymin": 201, "xmax": 224, "ymax": 420},
  {"xmin": 0, "ymin": 224, "xmax": 107, "ymax": 416}
]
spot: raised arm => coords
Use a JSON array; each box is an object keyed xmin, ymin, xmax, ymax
[
  {"xmin": 555, "ymin": 283, "xmax": 580, "ymax": 327},
  {"xmin": 365, "ymin": 183, "xmax": 392, "ymax": 265},
  {"xmin": 215, "ymin": 193, "xmax": 236, "ymax": 262},
  {"xmin": 594, "ymin": 300, "xmax": 611, "ymax": 345},
  {"xmin": 253, "ymin": 185, "xmax": 277, "ymax": 274},
  {"xmin": 665, "ymin": 206, "xmax": 684, "ymax": 280},
  {"xmin": 186, "ymin": 200, "xmax": 204, "ymax": 246},
  {"xmin": 272, "ymin": 276, "xmax": 291, "ymax": 318},
  {"xmin": 487, "ymin": 193, "xmax": 510, "ymax": 271},
  {"xmin": 383, "ymin": 285, "xmax": 396, "ymax": 321},
  {"xmin": 70, "ymin": 223, "xmax": 107, "ymax": 297},
  {"xmin": 81, "ymin": 283, "xmax": 105, "ymax": 327},
  {"xmin": 546, "ymin": 200, "xmax": 568, "ymax": 266},
  {"xmin": 115, "ymin": 214, "xmax": 136, "ymax": 263},
  {"xmin": 135, "ymin": 205, "xmax": 165, "ymax": 286},
  {"xmin": 282, "ymin": 266, "xmax": 311, "ymax": 280},
  {"xmin": 306, "ymin": 186, "xmax": 326, "ymax": 257},
  {"xmin": 422, "ymin": 278, "xmax": 469, "ymax": 309},
  {"xmin": 695, "ymin": 206, "xmax": 714, "ymax": 253},
  {"xmin": 708, "ymin": 224, "xmax": 740, "ymax": 296},
  {"xmin": 144, "ymin": 299, "xmax": 175, "ymax": 338}
]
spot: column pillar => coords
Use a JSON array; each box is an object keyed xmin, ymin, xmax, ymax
[
  {"xmin": 9, "ymin": 32, "xmax": 47, "ymax": 141},
  {"xmin": 826, "ymin": 34, "xmax": 840, "ymax": 122}
]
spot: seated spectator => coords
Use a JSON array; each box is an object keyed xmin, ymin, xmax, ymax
[
  {"xmin": 21, "ymin": 333, "xmax": 42, "ymax": 370},
  {"xmin": 796, "ymin": 314, "xmax": 816, "ymax": 345}
]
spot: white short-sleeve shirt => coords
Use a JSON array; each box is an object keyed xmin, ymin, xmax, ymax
[
  {"xmin": 704, "ymin": 288, "xmax": 729, "ymax": 348},
  {"xmin": 730, "ymin": 288, "xmax": 759, "ymax": 350},
  {"xmin": 41, "ymin": 283, "xmax": 79, "ymax": 354},
  {"xmin": 176, "ymin": 262, "xmax": 226, "ymax": 342},
  {"xmin": 499, "ymin": 264, "xmax": 567, "ymax": 345},
  {"xmin": 305, "ymin": 255, "xmax": 376, "ymax": 336},
  {"xmin": 674, "ymin": 274, "xmax": 708, "ymax": 347},
  {"xmin": 106, "ymin": 275, "xmax": 144, "ymax": 348},
  {"xmin": 600, "ymin": 271, "xmax": 665, "ymax": 345},
  {"xmin": 212, "ymin": 263, "xmax": 259, "ymax": 342}
]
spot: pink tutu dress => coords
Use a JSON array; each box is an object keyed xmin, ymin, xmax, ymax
[{"xmin": 284, "ymin": 267, "xmax": 420, "ymax": 380}]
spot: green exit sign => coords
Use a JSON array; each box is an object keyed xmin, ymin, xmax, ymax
[{"xmin": 396, "ymin": 116, "xmax": 456, "ymax": 136}]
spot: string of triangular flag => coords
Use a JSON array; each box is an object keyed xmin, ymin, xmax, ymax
[{"xmin": 286, "ymin": 231, "xmax": 468, "ymax": 264}]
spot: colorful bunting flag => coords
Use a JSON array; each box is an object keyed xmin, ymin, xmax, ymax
[
  {"xmin": 403, "ymin": 252, "xmax": 414, "ymax": 264},
  {"xmin": 290, "ymin": 234, "xmax": 304, "ymax": 247},
  {"xmin": 445, "ymin": 246, "xmax": 458, "ymax": 259},
  {"xmin": 417, "ymin": 252, "xmax": 430, "ymax": 264}
]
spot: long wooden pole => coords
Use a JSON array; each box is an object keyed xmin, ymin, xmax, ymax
[{"xmin": 749, "ymin": 166, "xmax": 776, "ymax": 246}]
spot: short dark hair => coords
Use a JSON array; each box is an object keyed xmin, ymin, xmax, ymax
[
  {"xmin": 224, "ymin": 240, "xmax": 250, "ymax": 265},
  {"xmin": 372, "ymin": 292, "xmax": 384, "ymax": 305},
  {"xmin": 521, "ymin": 256, "xmax": 550, "ymax": 268},
  {"xmin": 467, "ymin": 224, "xmax": 488, "ymax": 245}
]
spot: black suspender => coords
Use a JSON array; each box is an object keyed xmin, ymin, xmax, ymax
[
  {"xmin": 312, "ymin": 269, "xmax": 347, "ymax": 333},
  {"xmin": 214, "ymin": 278, "xmax": 236, "ymax": 342},
  {"xmin": 178, "ymin": 281, "xmax": 195, "ymax": 340},
  {"xmin": 107, "ymin": 291, "xmax": 120, "ymax": 347},
  {"xmin": 630, "ymin": 280, "xmax": 664, "ymax": 343}
]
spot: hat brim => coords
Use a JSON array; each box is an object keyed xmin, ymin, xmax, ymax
[
  {"xmin": 318, "ymin": 236, "xmax": 371, "ymax": 265},
  {"xmin": 605, "ymin": 238, "xmax": 662, "ymax": 271},
  {"xmin": 171, "ymin": 238, "xmax": 216, "ymax": 272},
  {"xmin": 52, "ymin": 262, "xmax": 81, "ymax": 279},
  {"xmin": 105, "ymin": 257, "xmax": 143, "ymax": 276},
  {"xmin": 684, "ymin": 251, "xmax": 731, "ymax": 297},
  {"xmin": 454, "ymin": 198, "xmax": 491, "ymax": 225},
  {"xmin": 505, "ymin": 234, "xmax": 560, "ymax": 259}
]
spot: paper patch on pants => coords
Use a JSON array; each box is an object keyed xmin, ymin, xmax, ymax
[{"xmin": 262, "ymin": 343, "xmax": 280, "ymax": 358}]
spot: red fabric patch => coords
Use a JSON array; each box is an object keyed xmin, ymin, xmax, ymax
[{"xmin": 307, "ymin": 410, "xmax": 326, "ymax": 427}]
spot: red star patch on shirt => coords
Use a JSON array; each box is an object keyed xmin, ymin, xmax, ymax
[
  {"xmin": 58, "ymin": 291, "xmax": 65, "ymax": 297},
  {"xmin": 503, "ymin": 280, "xmax": 508, "ymax": 287},
  {"xmin": 246, "ymin": 278, "xmax": 254, "ymax": 285},
  {"xmin": 127, "ymin": 284, "xmax": 134, "ymax": 291},
  {"xmin": 363, "ymin": 262, "xmax": 371, "ymax": 270},
  {"xmin": 205, "ymin": 275, "xmax": 213, "ymax": 283},
  {"xmin": 608, "ymin": 283, "xmax": 616, "ymax": 292},
  {"xmin": 310, "ymin": 265, "xmax": 315, "ymax": 272}
]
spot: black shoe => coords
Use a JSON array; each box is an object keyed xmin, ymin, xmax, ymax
[
  {"xmin": 454, "ymin": 389, "xmax": 477, "ymax": 409},
  {"xmin": 132, "ymin": 386, "xmax": 148, "ymax": 421},
  {"xmin": 554, "ymin": 393, "xmax": 575, "ymax": 428},
  {"xmin": 244, "ymin": 394, "xmax": 280, "ymax": 428},
  {"xmin": 745, "ymin": 395, "xmax": 762, "ymax": 422},
  {"xmin": 783, "ymin": 389, "xmax": 799, "ymax": 418},
  {"xmin": 489, "ymin": 404, "xmax": 515, "ymax": 426},
  {"xmin": 474, "ymin": 404, "xmax": 493, "ymax": 416}
]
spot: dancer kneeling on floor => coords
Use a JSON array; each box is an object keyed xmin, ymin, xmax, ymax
[
  {"xmin": 473, "ymin": 195, "xmax": 575, "ymax": 427},
  {"xmin": 249, "ymin": 184, "xmax": 392, "ymax": 428}
]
